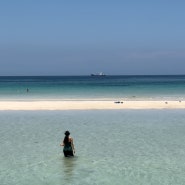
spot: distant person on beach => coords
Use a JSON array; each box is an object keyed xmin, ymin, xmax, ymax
[
  {"xmin": 26, "ymin": 88, "xmax": 29, "ymax": 93},
  {"xmin": 60, "ymin": 131, "xmax": 75, "ymax": 157}
]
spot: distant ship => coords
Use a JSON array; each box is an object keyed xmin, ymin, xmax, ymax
[{"xmin": 90, "ymin": 72, "xmax": 106, "ymax": 76}]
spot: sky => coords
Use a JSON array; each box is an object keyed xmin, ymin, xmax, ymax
[{"xmin": 0, "ymin": 0, "xmax": 185, "ymax": 75}]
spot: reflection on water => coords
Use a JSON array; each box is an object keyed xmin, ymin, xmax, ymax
[{"xmin": 61, "ymin": 156, "xmax": 77, "ymax": 182}]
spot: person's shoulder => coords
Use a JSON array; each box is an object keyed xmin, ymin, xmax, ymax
[{"xmin": 69, "ymin": 137, "xmax": 73, "ymax": 141}]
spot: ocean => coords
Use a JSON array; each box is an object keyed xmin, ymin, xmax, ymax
[
  {"xmin": 0, "ymin": 110, "xmax": 185, "ymax": 185},
  {"xmin": 0, "ymin": 75, "xmax": 185, "ymax": 185},
  {"xmin": 0, "ymin": 75, "xmax": 185, "ymax": 100}
]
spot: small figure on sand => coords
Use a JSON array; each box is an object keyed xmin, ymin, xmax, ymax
[
  {"xmin": 60, "ymin": 131, "xmax": 75, "ymax": 157},
  {"xmin": 114, "ymin": 101, "xmax": 123, "ymax": 104}
]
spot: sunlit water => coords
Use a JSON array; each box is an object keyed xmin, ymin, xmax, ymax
[{"xmin": 1, "ymin": 110, "xmax": 185, "ymax": 185}]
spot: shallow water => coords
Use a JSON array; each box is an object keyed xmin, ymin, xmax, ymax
[{"xmin": 0, "ymin": 110, "xmax": 185, "ymax": 185}]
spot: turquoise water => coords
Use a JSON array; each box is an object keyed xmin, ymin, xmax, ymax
[
  {"xmin": 1, "ymin": 76, "xmax": 185, "ymax": 184},
  {"xmin": 1, "ymin": 110, "xmax": 185, "ymax": 185},
  {"xmin": 0, "ymin": 75, "xmax": 185, "ymax": 100}
]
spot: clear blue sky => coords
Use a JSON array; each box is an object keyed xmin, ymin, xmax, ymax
[{"xmin": 0, "ymin": 0, "xmax": 185, "ymax": 75}]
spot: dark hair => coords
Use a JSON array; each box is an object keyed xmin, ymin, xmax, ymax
[
  {"xmin": 65, "ymin": 131, "xmax": 70, "ymax": 136},
  {"xmin": 63, "ymin": 131, "xmax": 70, "ymax": 144}
]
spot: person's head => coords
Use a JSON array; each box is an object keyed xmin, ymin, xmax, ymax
[{"xmin": 65, "ymin": 131, "xmax": 70, "ymax": 136}]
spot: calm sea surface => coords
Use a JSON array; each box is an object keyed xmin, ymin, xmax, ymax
[
  {"xmin": 1, "ymin": 76, "xmax": 185, "ymax": 184},
  {"xmin": 0, "ymin": 75, "xmax": 185, "ymax": 100},
  {"xmin": 0, "ymin": 110, "xmax": 185, "ymax": 185}
]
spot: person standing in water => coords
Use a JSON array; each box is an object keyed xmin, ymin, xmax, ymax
[{"xmin": 60, "ymin": 131, "xmax": 75, "ymax": 157}]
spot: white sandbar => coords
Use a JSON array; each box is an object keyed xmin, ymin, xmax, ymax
[{"xmin": 0, "ymin": 100, "xmax": 185, "ymax": 110}]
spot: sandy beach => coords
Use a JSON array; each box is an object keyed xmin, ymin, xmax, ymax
[{"xmin": 0, "ymin": 100, "xmax": 184, "ymax": 110}]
